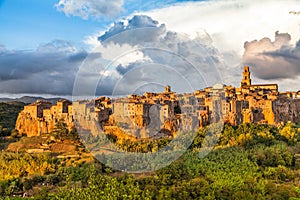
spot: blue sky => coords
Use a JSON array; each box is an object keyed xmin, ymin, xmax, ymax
[
  {"xmin": 0, "ymin": 0, "xmax": 299, "ymax": 97},
  {"xmin": 0, "ymin": 0, "xmax": 107, "ymax": 49},
  {"xmin": 0, "ymin": 0, "xmax": 203, "ymax": 50}
]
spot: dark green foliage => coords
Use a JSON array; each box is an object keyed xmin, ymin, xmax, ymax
[
  {"xmin": 0, "ymin": 102, "xmax": 25, "ymax": 136},
  {"xmin": 22, "ymin": 178, "xmax": 33, "ymax": 191},
  {"xmin": 52, "ymin": 120, "xmax": 79, "ymax": 141},
  {"xmin": 52, "ymin": 166, "xmax": 151, "ymax": 200},
  {"xmin": 43, "ymin": 123, "xmax": 300, "ymax": 199},
  {"xmin": 52, "ymin": 120, "xmax": 69, "ymax": 139},
  {"xmin": 42, "ymin": 143, "xmax": 300, "ymax": 199},
  {"xmin": 1, "ymin": 123, "xmax": 300, "ymax": 199},
  {"xmin": 108, "ymin": 137, "xmax": 172, "ymax": 153},
  {"xmin": 190, "ymin": 123, "xmax": 300, "ymax": 150},
  {"xmin": 249, "ymin": 143, "xmax": 295, "ymax": 167}
]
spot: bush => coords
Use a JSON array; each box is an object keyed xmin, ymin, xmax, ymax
[
  {"xmin": 22, "ymin": 178, "xmax": 33, "ymax": 191},
  {"xmin": 249, "ymin": 144, "xmax": 295, "ymax": 167},
  {"xmin": 46, "ymin": 174, "xmax": 61, "ymax": 185}
]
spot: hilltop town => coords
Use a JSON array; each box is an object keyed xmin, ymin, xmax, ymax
[
  {"xmin": 4, "ymin": 66, "xmax": 300, "ymax": 199},
  {"xmin": 15, "ymin": 66, "xmax": 300, "ymax": 139}
]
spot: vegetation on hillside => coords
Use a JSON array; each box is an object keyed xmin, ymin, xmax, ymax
[
  {"xmin": 52, "ymin": 119, "xmax": 79, "ymax": 141},
  {"xmin": 31, "ymin": 142, "xmax": 300, "ymax": 199},
  {"xmin": 0, "ymin": 102, "xmax": 299, "ymax": 199},
  {"xmin": 0, "ymin": 122, "xmax": 298, "ymax": 199},
  {"xmin": 0, "ymin": 102, "xmax": 25, "ymax": 136}
]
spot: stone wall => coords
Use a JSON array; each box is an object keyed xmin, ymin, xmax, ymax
[{"xmin": 16, "ymin": 100, "xmax": 74, "ymax": 137}]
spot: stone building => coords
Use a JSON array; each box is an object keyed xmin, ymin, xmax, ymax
[
  {"xmin": 16, "ymin": 100, "xmax": 74, "ymax": 137},
  {"xmin": 15, "ymin": 66, "xmax": 300, "ymax": 138},
  {"xmin": 23, "ymin": 101, "xmax": 52, "ymax": 119},
  {"xmin": 222, "ymin": 66, "xmax": 297, "ymax": 126},
  {"xmin": 241, "ymin": 66, "xmax": 252, "ymax": 86}
]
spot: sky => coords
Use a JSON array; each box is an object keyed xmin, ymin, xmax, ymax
[{"xmin": 0, "ymin": 0, "xmax": 300, "ymax": 98}]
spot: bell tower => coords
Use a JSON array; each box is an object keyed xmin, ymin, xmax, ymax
[
  {"xmin": 165, "ymin": 85, "xmax": 171, "ymax": 93},
  {"xmin": 241, "ymin": 66, "xmax": 251, "ymax": 87}
]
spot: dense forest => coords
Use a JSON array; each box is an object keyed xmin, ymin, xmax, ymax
[
  {"xmin": 0, "ymin": 121, "xmax": 299, "ymax": 199},
  {"xmin": 0, "ymin": 102, "xmax": 25, "ymax": 136}
]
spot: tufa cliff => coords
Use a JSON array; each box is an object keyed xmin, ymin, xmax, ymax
[{"xmin": 16, "ymin": 100, "xmax": 74, "ymax": 137}]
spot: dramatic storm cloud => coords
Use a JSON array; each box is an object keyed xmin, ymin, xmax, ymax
[
  {"xmin": 5, "ymin": 14, "xmax": 299, "ymax": 97},
  {"xmin": 243, "ymin": 31, "xmax": 300, "ymax": 80},
  {"xmin": 74, "ymin": 15, "xmax": 225, "ymax": 97},
  {"xmin": 0, "ymin": 40, "xmax": 87, "ymax": 95},
  {"xmin": 55, "ymin": 0, "xmax": 124, "ymax": 19},
  {"xmin": 98, "ymin": 15, "xmax": 166, "ymax": 44}
]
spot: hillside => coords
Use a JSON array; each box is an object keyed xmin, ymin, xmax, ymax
[
  {"xmin": 1, "ymin": 96, "xmax": 300, "ymax": 198},
  {"xmin": 0, "ymin": 96, "xmax": 67, "ymax": 104},
  {"xmin": 0, "ymin": 123, "xmax": 298, "ymax": 198},
  {"xmin": 0, "ymin": 102, "xmax": 25, "ymax": 135}
]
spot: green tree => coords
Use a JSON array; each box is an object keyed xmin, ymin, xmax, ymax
[
  {"xmin": 279, "ymin": 122, "xmax": 297, "ymax": 144},
  {"xmin": 52, "ymin": 119, "xmax": 69, "ymax": 139}
]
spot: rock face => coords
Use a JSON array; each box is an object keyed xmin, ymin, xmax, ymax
[
  {"xmin": 15, "ymin": 112, "xmax": 39, "ymax": 137},
  {"xmin": 273, "ymin": 98, "xmax": 300, "ymax": 124},
  {"xmin": 16, "ymin": 100, "xmax": 74, "ymax": 137}
]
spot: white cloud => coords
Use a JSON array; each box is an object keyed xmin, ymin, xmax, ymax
[
  {"xmin": 129, "ymin": 0, "xmax": 300, "ymax": 91},
  {"xmin": 75, "ymin": 15, "xmax": 225, "ymax": 97},
  {"xmin": 143, "ymin": 0, "xmax": 300, "ymax": 57},
  {"xmin": 81, "ymin": 0, "xmax": 300, "ymax": 92},
  {"xmin": 243, "ymin": 31, "xmax": 300, "ymax": 80},
  {"xmin": 55, "ymin": 0, "xmax": 124, "ymax": 20},
  {"xmin": 84, "ymin": 15, "xmax": 165, "ymax": 49},
  {"xmin": 37, "ymin": 39, "xmax": 79, "ymax": 54},
  {"xmin": 84, "ymin": 32, "xmax": 102, "ymax": 49},
  {"xmin": 0, "ymin": 45, "xmax": 5, "ymax": 53},
  {"xmin": 116, "ymin": 50, "xmax": 152, "ymax": 66},
  {"xmin": 95, "ymin": 42, "xmax": 149, "ymax": 65}
]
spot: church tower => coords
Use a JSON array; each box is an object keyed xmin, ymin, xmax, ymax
[
  {"xmin": 241, "ymin": 66, "xmax": 251, "ymax": 87},
  {"xmin": 165, "ymin": 85, "xmax": 171, "ymax": 93}
]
